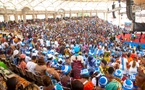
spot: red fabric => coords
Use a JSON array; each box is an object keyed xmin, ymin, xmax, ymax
[
  {"xmin": 122, "ymin": 75, "xmax": 127, "ymax": 81},
  {"xmin": 33, "ymin": 37, "xmax": 37, "ymax": 43},
  {"xmin": 83, "ymin": 81, "xmax": 94, "ymax": 90},
  {"xmin": 130, "ymin": 53, "xmax": 138, "ymax": 62},
  {"xmin": 18, "ymin": 61, "xmax": 26, "ymax": 72},
  {"xmin": 130, "ymin": 53, "xmax": 136, "ymax": 58},
  {"xmin": 72, "ymin": 60, "xmax": 83, "ymax": 79},
  {"xmin": 1, "ymin": 38, "xmax": 5, "ymax": 43}
]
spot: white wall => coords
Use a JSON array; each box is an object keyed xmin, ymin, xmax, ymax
[
  {"xmin": 26, "ymin": 15, "xmax": 32, "ymax": 19},
  {"xmin": 0, "ymin": 15, "xmax": 4, "ymax": 21},
  {"xmin": 37, "ymin": 15, "xmax": 45, "ymax": 19}
]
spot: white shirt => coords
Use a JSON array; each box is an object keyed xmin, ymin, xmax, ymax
[
  {"xmin": 1, "ymin": 42, "xmax": 8, "ymax": 49},
  {"xmin": 92, "ymin": 73, "xmax": 101, "ymax": 86},
  {"xmin": 70, "ymin": 55, "xmax": 84, "ymax": 64},
  {"xmin": 129, "ymin": 61, "xmax": 139, "ymax": 75},
  {"xmin": 119, "ymin": 57, "xmax": 128, "ymax": 74},
  {"xmin": 38, "ymin": 39, "xmax": 44, "ymax": 46},
  {"xmin": 54, "ymin": 41, "xmax": 59, "ymax": 48},
  {"xmin": 26, "ymin": 61, "xmax": 37, "ymax": 74},
  {"xmin": 92, "ymin": 77, "xmax": 97, "ymax": 86},
  {"xmin": 46, "ymin": 40, "xmax": 50, "ymax": 47},
  {"xmin": 25, "ymin": 56, "xmax": 31, "ymax": 63}
]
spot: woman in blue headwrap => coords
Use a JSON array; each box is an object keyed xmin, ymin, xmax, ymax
[{"xmin": 70, "ymin": 45, "xmax": 84, "ymax": 79}]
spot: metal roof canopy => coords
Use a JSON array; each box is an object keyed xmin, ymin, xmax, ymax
[{"xmin": 0, "ymin": 0, "xmax": 124, "ymax": 11}]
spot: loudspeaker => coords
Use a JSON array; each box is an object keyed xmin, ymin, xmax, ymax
[
  {"xmin": 112, "ymin": 4, "xmax": 116, "ymax": 18},
  {"xmin": 126, "ymin": 0, "xmax": 135, "ymax": 21}
]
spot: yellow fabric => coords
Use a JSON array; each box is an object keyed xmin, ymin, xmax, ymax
[
  {"xmin": 11, "ymin": 45, "xmax": 15, "ymax": 49},
  {"xmin": 99, "ymin": 66, "xmax": 109, "ymax": 75},
  {"xmin": 64, "ymin": 49, "xmax": 71, "ymax": 56},
  {"xmin": 133, "ymin": 46, "xmax": 136, "ymax": 51},
  {"xmin": 14, "ymin": 38, "xmax": 18, "ymax": 43},
  {"xmin": 0, "ymin": 34, "xmax": 2, "ymax": 38},
  {"xmin": 2, "ymin": 27, "xmax": 5, "ymax": 31},
  {"xmin": 104, "ymin": 57, "xmax": 110, "ymax": 62},
  {"xmin": 32, "ymin": 41, "xmax": 35, "ymax": 46},
  {"xmin": 14, "ymin": 31, "xmax": 18, "ymax": 36},
  {"xmin": 96, "ymin": 24, "xmax": 98, "ymax": 27}
]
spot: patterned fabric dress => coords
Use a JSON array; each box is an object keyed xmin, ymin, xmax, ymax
[{"xmin": 72, "ymin": 59, "xmax": 83, "ymax": 79}]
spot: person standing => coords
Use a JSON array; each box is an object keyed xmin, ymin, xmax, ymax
[
  {"xmin": 136, "ymin": 59, "xmax": 145, "ymax": 90},
  {"xmin": 105, "ymin": 67, "xmax": 122, "ymax": 90},
  {"xmin": 71, "ymin": 45, "xmax": 84, "ymax": 79},
  {"xmin": 128, "ymin": 57, "xmax": 139, "ymax": 75},
  {"xmin": 79, "ymin": 69, "xmax": 94, "ymax": 90},
  {"xmin": 119, "ymin": 53, "xmax": 128, "ymax": 75}
]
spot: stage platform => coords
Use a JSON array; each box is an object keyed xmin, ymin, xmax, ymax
[{"xmin": 117, "ymin": 34, "xmax": 145, "ymax": 49}]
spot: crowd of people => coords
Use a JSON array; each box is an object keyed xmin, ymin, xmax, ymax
[{"xmin": 0, "ymin": 16, "xmax": 145, "ymax": 90}]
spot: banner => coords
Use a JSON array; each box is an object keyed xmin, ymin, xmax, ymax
[{"xmin": 124, "ymin": 22, "xmax": 132, "ymax": 31}]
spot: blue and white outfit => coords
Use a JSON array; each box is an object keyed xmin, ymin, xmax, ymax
[{"xmin": 86, "ymin": 56, "xmax": 97, "ymax": 75}]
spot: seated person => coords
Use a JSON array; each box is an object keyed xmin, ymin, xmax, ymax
[
  {"xmin": 23, "ymin": 83, "xmax": 39, "ymax": 90},
  {"xmin": 40, "ymin": 75, "xmax": 63, "ymax": 90},
  {"xmin": 35, "ymin": 57, "xmax": 47, "ymax": 75},
  {"xmin": 6, "ymin": 76, "xmax": 30, "ymax": 90},
  {"xmin": 71, "ymin": 80, "xmax": 84, "ymax": 90},
  {"xmin": 45, "ymin": 61, "xmax": 60, "ymax": 85}
]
